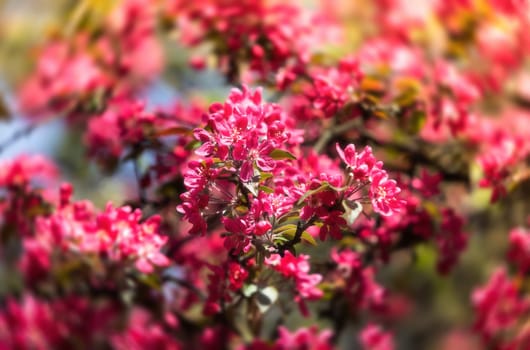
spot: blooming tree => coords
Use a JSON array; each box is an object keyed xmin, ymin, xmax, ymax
[{"xmin": 1, "ymin": 0, "xmax": 530, "ymax": 349}]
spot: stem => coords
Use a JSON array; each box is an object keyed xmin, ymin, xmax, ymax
[
  {"xmin": 0, "ymin": 123, "xmax": 38, "ymax": 155},
  {"xmin": 133, "ymin": 157, "xmax": 147, "ymax": 205},
  {"xmin": 277, "ymin": 216, "xmax": 316, "ymax": 256},
  {"xmin": 164, "ymin": 276, "xmax": 206, "ymax": 301},
  {"xmin": 314, "ymin": 118, "xmax": 360, "ymax": 153},
  {"xmin": 356, "ymin": 128, "xmax": 469, "ymax": 183}
]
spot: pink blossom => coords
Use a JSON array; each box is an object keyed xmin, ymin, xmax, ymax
[
  {"xmin": 170, "ymin": 0, "xmax": 340, "ymax": 81},
  {"xmin": 275, "ymin": 326, "xmax": 334, "ymax": 350},
  {"xmin": 265, "ymin": 252, "xmax": 323, "ymax": 315},
  {"xmin": 111, "ymin": 308, "xmax": 181, "ymax": 350},
  {"xmin": 369, "ymin": 170, "xmax": 405, "ymax": 217},
  {"xmin": 23, "ymin": 192, "xmax": 170, "ymax": 277},
  {"xmin": 0, "ymin": 154, "xmax": 58, "ymax": 189},
  {"xmin": 508, "ymin": 227, "xmax": 530, "ymax": 273},
  {"xmin": 411, "ymin": 169, "xmax": 442, "ymax": 198},
  {"xmin": 472, "ymin": 268, "xmax": 530, "ymax": 342},
  {"xmin": 18, "ymin": 0, "xmax": 162, "ymax": 119},
  {"xmin": 436, "ymin": 208, "xmax": 468, "ymax": 274},
  {"xmin": 227, "ymin": 262, "xmax": 249, "ymax": 291},
  {"xmin": 0, "ymin": 295, "xmax": 118, "ymax": 349},
  {"xmin": 360, "ymin": 324, "xmax": 395, "ymax": 350},
  {"xmin": 336, "ymin": 144, "xmax": 380, "ymax": 181}
]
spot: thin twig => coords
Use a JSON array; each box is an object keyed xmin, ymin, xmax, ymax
[
  {"xmin": 0, "ymin": 123, "xmax": 38, "ymax": 155},
  {"xmin": 314, "ymin": 119, "xmax": 336, "ymax": 153},
  {"xmin": 164, "ymin": 276, "xmax": 206, "ymax": 301},
  {"xmin": 314, "ymin": 118, "xmax": 360, "ymax": 153},
  {"xmin": 133, "ymin": 158, "xmax": 147, "ymax": 205},
  {"xmin": 278, "ymin": 216, "xmax": 317, "ymax": 256}
]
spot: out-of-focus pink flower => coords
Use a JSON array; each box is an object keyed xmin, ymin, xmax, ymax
[
  {"xmin": 436, "ymin": 208, "xmax": 467, "ymax": 274},
  {"xmin": 275, "ymin": 326, "xmax": 334, "ymax": 350},
  {"xmin": 21, "ymin": 191, "xmax": 170, "ymax": 279},
  {"xmin": 472, "ymin": 268, "xmax": 530, "ymax": 342},
  {"xmin": 508, "ymin": 227, "xmax": 530, "ymax": 273},
  {"xmin": 0, "ymin": 154, "xmax": 58, "ymax": 189},
  {"xmin": 111, "ymin": 308, "xmax": 181, "ymax": 350},
  {"xmin": 265, "ymin": 251, "xmax": 323, "ymax": 315},
  {"xmin": 359, "ymin": 323, "xmax": 395, "ymax": 350}
]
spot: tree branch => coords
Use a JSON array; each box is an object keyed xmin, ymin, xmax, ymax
[{"xmin": 0, "ymin": 123, "xmax": 38, "ymax": 155}]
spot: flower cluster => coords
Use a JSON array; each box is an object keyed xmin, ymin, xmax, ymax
[
  {"xmin": 21, "ymin": 186, "xmax": 169, "ymax": 284},
  {"xmin": 435, "ymin": 208, "xmax": 468, "ymax": 274},
  {"xmin": 468, "ymin": 110, "xmax": 530, "ymax": 202},
  {"xmin": 178, "ymin": 86, "xmax": 300, "ymax": 240},
  {"xmin": 18, "ymin": 0, "xmax": 162, "ymax": 118},
  {"xmin": 0, "ymin": 294, "xmax": 181, "ymax": 350},
  {"xmin": 294, "ymin": 56, "xmax": 363, "ymax": 119},
  {"xmin": 111, "ymin": 308, "xmax": 181, "ymax": 350},
  {"xmin": 5, "ymin": 0, "xmax": 530, "ymax": 348},
  {"xmin": 0, "ymin": 295, "xmax": 116, "ymax": 349},
  {"xmin": 170, "ymin": 0, "xmax": 339, "ymax": 82},
  {"xmin": 0, "ymin": 154, "xmax": 58, "ymax": 190},
  {"xmin": 472, "ymin": 268, "xmax": 530, "ymax": 349},
  {"xmin": 360, "ymin": 324, "xmax": 395, "ymax": 350},
  {"xmin": 374, "ymin": 0, "xmax": 530, "ymax": 93},
  {"xmin": 508, "ymin": 226, "xmax": 530, "ymax": 274},
  {"xmin": 336, "ymin": 143, "xmax": 405, "ymax": 217},
  {"xmin": 331, "ymin": 249, "xmax": 387, "ymax": 313},
  {"xmin": 265, "ymin": 252, "xmax": 323, "ymax": 315},
  {"xmin": 0, "ymin": 155, "xmax": 58, "ymax": 238},
  {"xmin": 245, "ymin": 326, "xmax": 334, "ymax": 350},
  {"xmin": 85, "ymin": 98, "xmax": 160, "ymax": 170}
]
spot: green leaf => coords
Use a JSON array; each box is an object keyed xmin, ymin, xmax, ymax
[
  {"xmin": 405, "ymin": 110, "xmax": 426, "ymax": 135},
  {"xmin": 258, "ymin": 185, "xmax": 274, "ymax": 194},
  {"xmin": 277, "ymin": 212, "xmax": 300, "ymax": 224},
  {"xmin": 185, "ymin": 139, "xmax": 201, "ymax": 151},
  {"xmin": 273, "ymin": 235, "xmax": 289, "ymax": 244},
  {"xmin": 270, "ymin": 149, "xmax": 297, "ymax": 160},
  {"xmin": 260, "ymin": 172, "xmax": 274, "ymax": 181},
  {"xmin": 274, "ymin": 224, "xmax": 297, "ymax": 241},
  {"xmin": 301, "ymin": 231, "xmax": 317, "ymax": 245},
  {"xmin": 273, "ymin": 224, "xmax": 297, "ymax": 235},
  {"xmin": 296, "ymin": 182, "xmax": 330, "ymax": 205}
]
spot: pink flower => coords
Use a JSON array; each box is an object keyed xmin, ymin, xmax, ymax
[
  {"xmin": 111, "ymin": 308, "xmax": 181, "ymax": 350},
  {"xmin": 308, "ymin": 56, "xmax": 363, "ymax": 117},
  {"xmin": 0, "ymin": 154, "xmax": 58, "ymax": 189},
  {"xmin": 227, "ymin": 262, "xmax": 249, "ymax": 291},
  {"xmin": 472, "ymin": 268, "xmax": 530, "ymax": 342},
  {"xmin": 336, "ymin": 144, "xmax": 381, "ymax": 181},
  {"xmin": 171, "ymin": 0, "xmax": 340, "ymax": 81},
  {"xmin": 436, "ymin": 208, "xmax": 467, "ymax": 274},
  {"xmin": 411, "ymin": 169, "xmax": 442, "ymax": 198},
  {"xmin": 265, "ymin": 252, "xmax": 323, "ymax": 315},
  {"xmin": 508, "ymin": 227, "xmax": 530, "ymax": 273},
  {"xmin": 369, "ymin": 170, "xmax": 404, "ymax": 216},
  {"xmin": 234, "ymin": 139, "xmax": 275, "ymax": 182},
  {"xmin": 0, "ymin": 295, "xmax": 118, "ymax": 349},
  {"xmin": 25, "ymin": 193, "xmax": 170, "ymax": 276},
  {"xmin": 360, "ymin": 324, "xmax": 395, "ymax": 350},
  {"xmin": 275, "ymin": 326, "xmax": 334, "ymax": 350},
  {"xmin": 222, "ymin": 217, "xmax": 253, "ymax": 254},
  {"xmin": 331, "ymin": 248, "xmax": 362, "ymax": 277}
]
